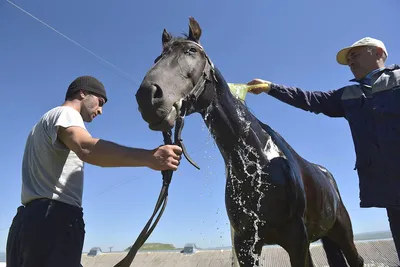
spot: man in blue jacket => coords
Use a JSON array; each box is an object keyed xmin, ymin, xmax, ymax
[{"xmin": 247, "ymin": 37, "xmax": 400, "ymax": 260}]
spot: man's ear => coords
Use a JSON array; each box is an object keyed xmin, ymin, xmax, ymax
[
  {"xmin": 376, "ymin": 47, "xmax": 388, "ymax": 62},
  {"xmin": 373, "ymin": 47, "xmax": 383, "ymax": 57},
  {"xmin": 79, "ymin": 90, "xmax": 87, "ymax": 99}
]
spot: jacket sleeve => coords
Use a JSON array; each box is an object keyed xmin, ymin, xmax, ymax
[{"xmin": 268, "ymin": 83, "xmax": 345, "ymax": 118}]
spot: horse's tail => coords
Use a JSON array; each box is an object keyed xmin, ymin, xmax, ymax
[{"xmin": 321, "ymin": 237, "xmax": 348, "ymax": 266}]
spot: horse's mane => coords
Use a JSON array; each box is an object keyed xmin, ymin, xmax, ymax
[{"xmin": 163, "ymin": 33, "xmax": 190, "ymax": 47}]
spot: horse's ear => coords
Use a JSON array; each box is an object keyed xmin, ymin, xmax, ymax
[
  {"xmin": 188, "ymin": 17, "xmax": 202, "ymax": 42},
  {"xmin": 162, "ymin": 29, "xmax": 172, "ymax": 48}
]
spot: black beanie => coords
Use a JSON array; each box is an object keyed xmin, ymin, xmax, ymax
[{"xmin": 66, "ymin": 76, "xmax": 108, "ymax": 103}]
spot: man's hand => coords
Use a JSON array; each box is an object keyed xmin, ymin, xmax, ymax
[
  {"xmin": 246, "ymin": 79, "xmax": 272, "ymax": 94},
  {"xmin": 148, "ymin": 145, "xmax": 183, "ymax": 171}
]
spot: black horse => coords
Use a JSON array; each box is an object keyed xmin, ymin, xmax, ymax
[{"xmin": 135, "ymin": 17, "xmax": 364, "ymax": 267}]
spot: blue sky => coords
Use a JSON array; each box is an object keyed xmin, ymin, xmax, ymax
[{"xmin": 0, "ymin": 0, "xmax": 399, "ymax": 253}]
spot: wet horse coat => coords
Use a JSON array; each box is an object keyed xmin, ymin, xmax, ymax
[{"xmin": 135, "ymin": 17, "xmax": 363, "ymax": 267}]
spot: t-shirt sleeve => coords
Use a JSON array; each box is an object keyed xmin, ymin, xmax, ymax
[{"xmin": 49, "ymin": 107, "xmax": 87, "ymax": 144}]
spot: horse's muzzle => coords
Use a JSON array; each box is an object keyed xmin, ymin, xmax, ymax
[{"xmin": 136, "ymin": 87, "xmax": 175, "ymax": 131}]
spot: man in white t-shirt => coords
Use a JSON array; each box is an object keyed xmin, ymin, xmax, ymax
[{"xmin": 6, "ymin": 76, "xmax": 183, "ymax": 267}]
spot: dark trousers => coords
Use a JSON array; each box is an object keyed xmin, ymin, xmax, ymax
[
  {"xmin": 387, "ymin": 207, "xmax": 400, "ymax": 262},
  {"xmin": 6, "ymin": 198, "xmax": 85, "ymax": 267}
]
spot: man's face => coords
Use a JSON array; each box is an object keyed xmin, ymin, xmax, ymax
[
  {"xmin": 80, "ymin": 93, "xmax": 105, "ymax": 122},
  {"xmin": 346, "ymin": 46, "xmax": 383, "ymax": 80}
]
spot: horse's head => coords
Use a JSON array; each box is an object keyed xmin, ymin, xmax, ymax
[{"xmin": 136, "ymin": 17, "xmax": 215, "ymax": 132}]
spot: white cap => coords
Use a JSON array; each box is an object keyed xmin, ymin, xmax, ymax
[{"xmin": 336, "ymin": 37, "xmax": 388, "ymax": 65}]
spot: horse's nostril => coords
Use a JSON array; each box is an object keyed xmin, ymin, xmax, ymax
[{"xmin": 153, "ymin": 84, "xmax": 163, "ymax": 99}]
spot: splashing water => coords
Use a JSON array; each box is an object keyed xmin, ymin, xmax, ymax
[
  {"xmin": 196, "ymin": 107, "xmax": 231, "ymax": 248},
  {"xmin": 200, "ymin": 106, "xmax": 216, "ymax": 198},
  {"xmin": 204, "ymin": 104, "xmax": 214, "ymax": 126},
  {"xmin": 200, "ymin": 93, "xmax": 288, "ymax": 266},
  {"xmin": 227, "ymin": 156, "xmax": 267, "ymax": 266},
  {"xmin": 226, "ymin": 105, "xmax": 281, "ymax": 267},
  {"xmin": 235, "ymin": 104, "xmax": 251, "ymax": 136}
]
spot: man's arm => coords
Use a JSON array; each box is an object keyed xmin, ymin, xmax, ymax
[
  {"xmin": 247, "ymin": 79, "xmax": 345, "ymax": 118},
  {"xmin": 57, "ymin": 126, "xmax": 181, "ymax": 171}
]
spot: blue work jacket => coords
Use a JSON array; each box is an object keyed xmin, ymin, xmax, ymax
[{"xmin": 268, "ymin": 64, "xmax": 400, "ymax": 208}]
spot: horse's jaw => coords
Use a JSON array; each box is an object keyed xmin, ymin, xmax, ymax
[
  {"xmin": 147, "ymin": 107, "xmax": 177, "ymax": 132},
  {"xmin": 138, "ymin": 99, "xmax": 185, "ymax": 132}
]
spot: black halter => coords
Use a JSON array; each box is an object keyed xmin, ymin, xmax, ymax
[
  {"xmin": 181, "ymin": 41, "xmax": 217, "ymax": 114},
  {"xmin": 113, "ymin": 40, "xmax": 216, "ymax": 267}
]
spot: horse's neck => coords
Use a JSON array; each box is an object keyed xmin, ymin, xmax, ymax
[{"xmin": 199, "ymin": 68, "xmax": 272, "ymax": 159}]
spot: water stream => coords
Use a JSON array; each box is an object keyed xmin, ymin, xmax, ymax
[{"xmin": 200, "ymin": 101, "xmax": 276, "ymax": 266}]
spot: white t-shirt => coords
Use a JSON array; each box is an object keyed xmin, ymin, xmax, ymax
[{"xmin": 21, "ymin": 106, "xmax": 88, "ymax": 208}]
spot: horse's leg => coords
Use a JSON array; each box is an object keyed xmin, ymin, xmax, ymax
[
  {"xmin": 230, "ymin": 224, "xmax": 240, "ymax": 267},
  {"xmin": 308, "ymin": 249, "xmax": 315, "ymax": 267},
  {"xmin": 321, "ymin": 236, "xmax": 348, "ymax": 267},
  {"xmin": 280, "ymin": 217, "xmax": 311, "ymax": 267},
  {"xmin": 233, "ymin": 233, "xmax": 263, "ymax": 267},
  {"xmin": 325, "ymin": 204, "xmax": 364, "ymax": 267}
]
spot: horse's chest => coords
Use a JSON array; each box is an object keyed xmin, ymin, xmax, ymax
[
  {"xmin": 224, "ymin": 154, "xmax": 272, "ymax": 208},
  {"xmin": 225, "ymin": 171, "xmax": 269, "ymax": 212},
  {"xmin": 223, "ymin": 137, "xmax": 293, "ymax": 230},
  {"xmin": 224, "ymin": 161, "xmax": 291, "ymax": 232}
]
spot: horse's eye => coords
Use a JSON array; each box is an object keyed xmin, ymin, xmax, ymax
[{"xmin": 189, "ymin": 47, "xmax": 197, "ymax": 53}]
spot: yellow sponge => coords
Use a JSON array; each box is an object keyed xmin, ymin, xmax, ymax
[
  {"xmin": 227, "ymin": 83, "xmax": 269, "ymax": 102},
  {"xmin": 227, "ymin": 83, "xmax": 248, "ymax": 102}
]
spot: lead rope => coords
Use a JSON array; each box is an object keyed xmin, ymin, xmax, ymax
[{"xmin": 113, "ymin": 105, "xmax": 199, "ymax": 267}]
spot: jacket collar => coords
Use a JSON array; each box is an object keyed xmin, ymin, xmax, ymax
[{"xmin": 349, "ymin": 64, "xmax": 400, "ymax": 86}]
